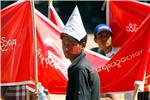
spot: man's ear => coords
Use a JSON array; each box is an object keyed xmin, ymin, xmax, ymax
[
  {"xmin": 94, "ymin": 38, "xmax": 97, "ymax": 43},
  {"xmin": 81, "ymin": 42, "xmax": 86, "ymax": 48}
]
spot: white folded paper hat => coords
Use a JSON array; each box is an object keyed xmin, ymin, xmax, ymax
[{"xmin": 61, "ymin": 6, "xmax": 87, "ymax": 41}]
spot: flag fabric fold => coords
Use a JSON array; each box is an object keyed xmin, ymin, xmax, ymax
[{"xmin": 49, "ymin": 3, "xmax": 64, "ymax": 30}]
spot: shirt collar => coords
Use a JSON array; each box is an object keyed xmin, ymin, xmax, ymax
[
  {"xmin": 106, "ymin": 48, "xmax": 116, "ymax": 58},
  {"xmin": 69, "ymin": 53, "xmax": 86, "ymax": 68},
  {"xmin": 106, "ymin": 47, "xmax": 119, "ymax": 58}
]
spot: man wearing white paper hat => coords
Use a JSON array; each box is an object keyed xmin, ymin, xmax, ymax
[{"xmin": 61, "ymin": 6, "xmax": 100, "ymax": 100}]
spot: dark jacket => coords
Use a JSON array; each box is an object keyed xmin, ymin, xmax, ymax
[{"xmin": 66, "ymin": 53, "xmax": 100, "ymax": 100}]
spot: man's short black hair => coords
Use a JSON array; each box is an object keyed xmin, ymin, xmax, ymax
[{"xmin": 79, "ymin": 35, "xmax": 87, "ymax": 43}]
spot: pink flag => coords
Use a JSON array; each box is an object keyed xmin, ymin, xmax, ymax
[
  {"xmin": 107, "ymin": 1, "xmax": 150, "ymax": 47},
  {"xmin": 99, "ymin": 15, "xmax": 150, "ymax": 94}
]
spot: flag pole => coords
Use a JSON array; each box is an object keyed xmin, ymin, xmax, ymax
[
  {"xmin": 31, "ymin": 0, "xmax": 38, "ymax": 92},
  {"xmin": 106, "ymin": 0, "xmax": 109, "ymax": 25},
  {"xmin": 132, "ymin": 84, "xmax": 140, "ymax": 100},
  {"xmin": 101, "ymin": 1, "xmax": 106, "ymax": 11}
]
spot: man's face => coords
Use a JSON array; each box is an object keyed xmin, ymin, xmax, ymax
[
  {"xmin": 94, "ymin": 30, "xmax": 112, "ymax": 50},
  {"xmin": 61, "ymin": 34, "xmax": 84, "ymax": 60}
]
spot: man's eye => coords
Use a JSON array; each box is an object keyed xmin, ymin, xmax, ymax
[{"xmin": 71, "ymin": 42, "xmax": 78, "ymax": 46}]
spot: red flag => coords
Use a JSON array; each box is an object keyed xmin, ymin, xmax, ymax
[
  {"xmin": 99, "ymin": 15, "xmax": 150, "ymax": 94},
  {"xmin": 1, "ymin": 1, "xmax": 34, "ymax": 85},
  {"xmin": 48, "ymin": 3, "xmax": 64, "ymax": 30},
  {"xmin": 107, "ymin": 1, "xmax": 150, "ymax": 47},
  {"xmin": 1, "ymin": 0, "xmax": 69, "ymax": 93}
]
